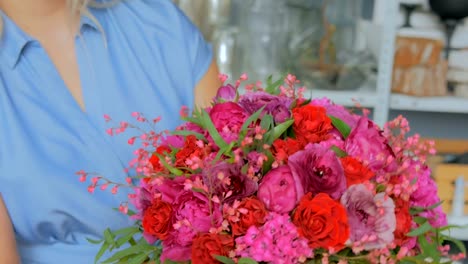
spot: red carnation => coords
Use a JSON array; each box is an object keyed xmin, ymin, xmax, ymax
[
  {"xmin": 340, "ymin": 156, "xmax": 375, "ymax": 187},
  {"xmin": 292, "ymin": 105, "xmax": 333, "ymax": 144},
  {"xmin": 191, "ymin": 233, "xmax": 234, "ymax": 264},
  {"xmin": 175, "ymin": 135, "xmax": 208, "ymax": 168}
]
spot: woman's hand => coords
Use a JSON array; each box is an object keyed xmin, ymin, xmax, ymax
[{"xmin": 0, "ymin": 195, "xmax": 20, "ymax": 264}]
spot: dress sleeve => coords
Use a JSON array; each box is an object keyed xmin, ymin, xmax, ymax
[{"xmin": 141, "ymin": 0, "xmax": 213, "ymax": 84}]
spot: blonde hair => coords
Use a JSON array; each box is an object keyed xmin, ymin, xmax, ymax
[{"xmin": 0, "ymin": 0, "xmax": 119, "ymax": 35}]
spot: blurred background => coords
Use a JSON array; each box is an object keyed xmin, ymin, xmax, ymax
[
  {"xmin": 173, "ymin": 0, "xmax": 468, "ymax": 259},
  {"xmin": 173, "ymin": 0, "xmax": 468, "ymax": 139}
]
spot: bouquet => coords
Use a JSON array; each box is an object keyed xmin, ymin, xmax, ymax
[{"xmin": 79, "ymin": 74, "xmax": 465, "ymax": 264}]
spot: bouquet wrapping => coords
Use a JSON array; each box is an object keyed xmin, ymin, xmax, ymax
[{"xmin": 79, "ymin": 74, "xmax": 465, "ymax": 264}]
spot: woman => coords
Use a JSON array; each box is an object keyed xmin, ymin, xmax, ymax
[{"xmin": 0, "ymin": 0, "xmax": 221, "ymax": 263}]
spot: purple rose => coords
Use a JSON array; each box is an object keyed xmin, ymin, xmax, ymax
[
  {"xmin": 239, "ymin": 91, "xmax": 293, "ymax": 123},
  {"xmin": 288, "ymin": 143, "xmax": 346, "ymax": 200},
  {"xmin": 162, "ymin": 190, "xmax": 222, "ymax": 262},
  {"xmin": 258, "ymin": 166, "xmax": 304, "ymax": 214},
  {"xmin": 341, "ymin": 184, "xmax": 396, "ymax": 250},
  {"xmin": 204, "ymin": 161, "xmax": 257, "ymax": 204},
  {"xmin": 215, "ymin": 84, "xmax": 237, "ymax": 102},
  {"xmin": 345, "ymin": 117, "xmax": 397, "ymax": 173},
  {"xmin": 209, "ymin": 102, "xmax": 248, "ymax": 144}
]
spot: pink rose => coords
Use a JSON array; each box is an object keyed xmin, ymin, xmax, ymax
[
  {"xmin": 215, "ymin": 84, "xmax": 237, "ymax": 102},
  {"xmin": 257, "ymin": 166, "xmax": 303, "ymax": 213},
  {"xmin": 345, "ymin": 117, "xmax": 397, "ymax": 172},
  {"xmin": 209, "ymin": 102, "xmax": 248, "ymax": 144}
]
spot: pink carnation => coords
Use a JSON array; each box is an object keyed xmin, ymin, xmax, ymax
[
  {"xmin": 162, "ymin": 190, "xmax": 222, "ymax": 262},
  {"xmin": 235, "ymin": 213, "xmax": 312, "ymax": 263}
]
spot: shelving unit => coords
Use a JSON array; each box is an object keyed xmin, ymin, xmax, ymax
[
  {"xmin": 391, "ymin": 94, "xmax": 468, "ymax": 113},
  {"xmin": 302, "ymin": 0, "xmax": 399, "ymax": 127},
  {"xmin": 305, "ymin": 0, "xmax": 468, "ymax": 127}
]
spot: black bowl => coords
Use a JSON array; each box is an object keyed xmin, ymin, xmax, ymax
[{"xmin": 429, "ymin": 0, "xmax": 468, "ymax": 20}]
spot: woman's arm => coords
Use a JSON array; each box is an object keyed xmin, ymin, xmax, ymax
[
  {"xmin": 193, "ymin": 60, "xmax": 222, "ymax": 108},
  {"xmin": 0, "ymin": 195, "xmax": 20, "ymax": 264}
]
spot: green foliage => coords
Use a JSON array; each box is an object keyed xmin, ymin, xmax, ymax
[
  {"xmin": 264, "ymin": 119, "xmax": 294, "ymax": 144},
  {"xmin": 91, "ymin": 227, "xmax": 161, "ymax": 264},
  {"xmin": 330, "ymin": 145, "xmax": 347, "ymax": 158},
  {"xmin": 329, "ymin": 115, "xmax": 351, "ymax": 139},
  {"xmin": 265, "ymin": 74, "xmax": 285, "ymax": 95}
]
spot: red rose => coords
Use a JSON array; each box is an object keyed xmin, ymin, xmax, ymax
[
  {"xmin": 394, "ymin": 198, "xmax": 412, "ymax": 246},
  {"xmin": 272, "ymin": 138, "xmax": 303, "ymax": 164},
  {"xmin": 292, "ymin": 193, "xmax": 349, "ymax": 250},
  {"xmin": 292, "ymin": 105, "xmax": 333, "ymax": 144},
  {"xmin": 340, "ymin": 156, "xmax": 375, "ymax": 187},
  {"xmin": 191, "ymin": 233, "xmax": 234, "ymax": 264},
  {"xmin": 229, "ymin": 197, "xmax": 268, "ymax": 236},
  {"xmin": 142, "ymin": 198, "xmax": 173, "ymax": 240},
  {"xmin": 175, "ymin": 135, "xmax": 209, "ymax": 168}
]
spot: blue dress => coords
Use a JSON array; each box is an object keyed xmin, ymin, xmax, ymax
[{"xmin": 0, "ymin": 1, "xmax": 213, "ymax": 263}]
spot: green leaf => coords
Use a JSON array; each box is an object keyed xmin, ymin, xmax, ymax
[
  {"xmin": 375, "ymin": 184, "xmax": 386, "ymax": 193},
  {"xmin": 213, "ymin": 141, "xmax": 236, "ymax": 162},
  {"xmin": 112, "ymin": 226, "xmax": 140, "ymax": 236},
  {"xmin": 115, "ymin": 232, "xmax": 138, "ymax": 248},
  {"xmin": 412, "ymin": 216, "xmax": 427, "ymax": 225},
  {"xmin": 86, "ymin": 237, "xmax": 103, "ymax": 244},
  {"xmin": 95, "ymin": 242, "xmax": 110, "ymax": 264},
  {"xmin": 441, "ymin": 234, "xmax": 467, "ymax": 254},
  {"xmin": 418, "ymin": 234, "xmax": 440, "ymax": 261},
  {"xmin": 101, "ymin": 243, "xmax": 156, "ymax": 263},
  {"xmin": 155, "ymin": 153, "xmax": 183, "ymax": 176},
  {"xmin": 103, "ymin": 228, "xmax": 115, "ymax": 246},
  {"xmin": 407, "ymin": 221, "xmax": 432, "ymax": 237},
  {"xmin": 265, "ymin": 75, "xmax": 284, "ymax": 94},
  {"xmin": 262, "ymin": 150, "xmax": 275, "ymax": 175},
  {"xmin": 238, "ymin": 106, "xmax": 265, "ymax": 143},
  {"xmin": 438, "ymin": 224, "xmax": 468, "ymax": 232},
  {"xmin": 260, "ymin": 114, "xmax": 274, "ymax": 131},
  {"xmin": 183, "ymin": 116, "xmax": 204, "ymax": 127},
  {"xmin": 163, "ymin": 260, "xmax": 179, "ymax": 264},
  {"xmin": 329, "ymin": 115, "xmax": 351, "ymax": 139},
  {"xmin": 330, "ymin": 145, "xmax": 347, "ymax": 158},
  {"xmin": 264, "ymin": 119, "xmax": 294, "ymax": 144},
  {"xmin": 410, "ymin": 201, "xmax": 444, "ymax": 215},
  {"xmin": 238, "ymin": 257, "xmax": 259, "ymax": 264},
  {"xmin": 191, "ymin": 187, "xmax": 206, "ymax": 193},
  {"xmin": 214, "ymin": 255, "xmax": 236, "ymax": 264},
  {"xmin": 127, "ymin": 252, "xmax": 151, "ymax": 264},
  {"xmin": 201, "ymin": 109, "xmax": 228, "ymax": 149},
  {"xmin": 171, "ymin": 130, "xmax": 206, "ymax": 141}
]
